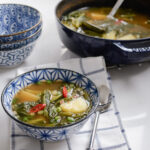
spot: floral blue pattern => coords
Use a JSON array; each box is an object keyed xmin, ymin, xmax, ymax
[
  {"xmin": 0, "ymin": 4, "xmax": 41, "ymax": 43},
  {"xmin": 1, "ymin": 68, "xmax": 99, "ymax": 141},
  {"xmin": 0, "ymin": 4, "xmax": 41, "ymax": 35}
]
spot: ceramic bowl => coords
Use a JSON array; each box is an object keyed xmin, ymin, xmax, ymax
[
  {"xmin": 0, "ymin": 42, "xmax": 35, "ymax": 67},
  {"xmin": 1, "ymin": 68, "xmax": 99, "ymax": 141},
  {"xmin": 0, "ymin": 4, "xmax": 41, "ymax": 43},
  {"xmin": 0, "ymin": 26, "xmax": 42, "ymax": 50},
  {"xmin": 0, "ymin": 20, "xmax": 42, "ymax": 44}
]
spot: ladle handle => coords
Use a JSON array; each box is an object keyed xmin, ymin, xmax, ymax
[
  {"xmin": 87, "ymin": 111, "xmax": 100, "ymax": 150},
  {"xmin": 107, "ymin": 0, "xmax": 124, "ymax": 18}
]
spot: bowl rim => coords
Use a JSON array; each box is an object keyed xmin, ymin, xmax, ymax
[
  {"xmin": 0, "ymin": 22, "xmax": 42, "ymax": 44},
  {"xmin": 0, "ymin": 24, "xmax": 42, "ymax": 48},
  {"xmin": 1, "ymin": 67, "xmax": 99, "ymax": 129},
  {"xmin": 0, "ymin": 3, "xmax": 42, "ymax": 37},
  {"xmin": 0, "ymin": 28, "xmax": 41, "ymax": 52}
]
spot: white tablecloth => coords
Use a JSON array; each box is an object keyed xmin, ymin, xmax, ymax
[
  {"xmin": 0, "ymin": 0, "xmax": 150, "ymax": 150},
  {"xmin": 10, "ymin": 57, "xmax": 130, "ymax": 150}
]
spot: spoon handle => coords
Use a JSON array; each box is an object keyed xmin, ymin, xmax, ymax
[
  {"xmin": 87, "ymin": 111, "xmax": 100, "ymax": 150},
  {"xmin": 107, "ymin": 0, "xmax": 124, "ymax": 18}
]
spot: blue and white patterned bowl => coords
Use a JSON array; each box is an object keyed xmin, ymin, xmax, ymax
[
  {"xmin": 0, "ymin": 42, "xmax": 35, "ymax": 67},
  {"xmin": 0, "ymin": 4, "xmax": 41, "ymax": 43},
  {"xmin": 1, "ymin": 68, "xmax": 99, "ymax": 141},
  {"xmin": 0, "ymin": 20, "xmax": 42, "ymax": 44},
  {"xmin": 0, "ymin": 26, "xmax": 42, "ymax": 50}
]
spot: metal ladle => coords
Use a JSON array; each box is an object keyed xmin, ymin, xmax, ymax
[
  {"xmin": 107, "ymin": 0, "xmax": 125, "ymax": 20},
  {"xmin": 82, "ymin": 0, "xmax": 126, "ymax": 33},
  {"xmin": 87, "ymin": 85, "xmax": 112, "ymax": 150}
]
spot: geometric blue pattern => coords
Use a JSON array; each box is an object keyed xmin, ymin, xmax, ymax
[
  {"xmin": 0, "ymin": 28, "xmax": 42, "ymax": 50},
  {"xmin": 0, "ymin": 42, "xmax": 35, "ymax": 67},
  {"xmin": 1, "ymin": 68, "xmax": 99, "ymax": 141}
]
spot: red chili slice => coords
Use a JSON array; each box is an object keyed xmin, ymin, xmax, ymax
[
  {"xmin": 30, "ymin": 104, "xmax": 46, "ymax": 113},
  {"xmin": 63, "ymin": 86, "xmax": 68, "ymax": 98},
  {"xmin": 115, "ymin": 19, "xmax": 123, "ymax": 25}
]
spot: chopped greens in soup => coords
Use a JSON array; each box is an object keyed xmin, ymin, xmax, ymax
[
  {"xmin": 12, "ymin": 81, "xmax": 92, "ymax": 127},
  {"xmin": 61, "ymin": 7, "xmax": 150, "ymax": 40}
]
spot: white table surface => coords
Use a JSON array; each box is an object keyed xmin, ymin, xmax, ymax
[{"xmin": 0, "ymin": 0, "xmax": 150, "ymax": 150}]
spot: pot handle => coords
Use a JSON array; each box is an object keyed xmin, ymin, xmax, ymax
[
  {"xmin": 109, "ymin": 41, "xmax": 150, "ymax": 64},
  {"xmin": 113, "ymin": 42, "xmax": 150, "ymax": 53}
]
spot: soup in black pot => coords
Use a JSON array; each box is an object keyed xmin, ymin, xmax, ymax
[{"xmin": 61, "ymin": 7, "xmax": 150, "ymax": 40}]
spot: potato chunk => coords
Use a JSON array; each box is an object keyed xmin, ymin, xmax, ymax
[
  {"xmin": 60, "ymin": 97, "xmax": 88, "ymax": 113},
  {"xmin": 25, "ymin": 89, "xmax": 41, "ymax": 95},
  {"xmin": 87, "ymin": 12, "xmax": 106, "ymax": 20},
  {"xmin": 17, "ymin": 90, "xmax": 40, "ymax": 102}
]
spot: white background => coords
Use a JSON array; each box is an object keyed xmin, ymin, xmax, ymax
[{"xmin": 0, "ymin": 0, "xmax": 150, "ymax": 149}]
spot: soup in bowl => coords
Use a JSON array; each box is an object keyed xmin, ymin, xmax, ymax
[{"xmin": 1, "ymin": 68, "xmax": 99, "ymax": 141}]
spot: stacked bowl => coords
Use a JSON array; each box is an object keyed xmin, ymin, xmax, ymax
[{"xmin": 0, "ymin": 4, "xmax": 42, "ymax": 67}]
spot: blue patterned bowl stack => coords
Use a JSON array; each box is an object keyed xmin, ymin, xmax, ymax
[
  {"xmin": 0, "ymin": 4, "xmax": 42, "ymax": 67},
  {"xmin": 1, "ymin": 68, "xmax": 99, "ymax": 142}
]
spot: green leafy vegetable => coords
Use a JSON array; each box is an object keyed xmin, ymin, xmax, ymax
[
  {"xmin": 27, "ymin": 118, "xmax": 46, "ymax": 125},
  {"xmin": 42, "ymin": 90, "xmax": 52, "ymax": 117},
  {"xmin": 51, "ymin": 94, "xmax": 63, "ymax": 102},
  {"xmin": 12, "ymin": 98, "xmax": 18, "ymax": 105},
  {"xmin": 47, "ymin": 80, "xmax": 52, "ymax": 84},
  {"xmin": 67, "ymin": 117, "xmax": 75, "ymax": 122}
]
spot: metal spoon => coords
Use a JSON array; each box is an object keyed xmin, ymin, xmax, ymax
[{"xmin": 87, "ymin": 85, "xmax": 112, "ymax": 150}]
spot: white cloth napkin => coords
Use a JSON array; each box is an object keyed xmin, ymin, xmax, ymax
[{"xmin": 10, "ymin": 57, "xmax": 131, "ymax": 150}]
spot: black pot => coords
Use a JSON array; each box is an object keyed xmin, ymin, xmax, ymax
[{"xmin": 55, "ymin": 0, "xmax": 150, "ymax": 66}]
